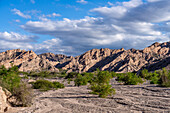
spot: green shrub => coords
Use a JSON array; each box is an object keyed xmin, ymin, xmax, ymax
[
  {"xmin": 74, "ymin": 74, "xmax": 88, "ymax": 86},
  {"xmin": 27, "ymin": 71, "xmax": 57, "ymax": 78},
  {"xmin": 90, "ymin": 84, "xmax": 115, "ymax": 98},
  {"xmin": 150, "ymin": 72, "xmax": 160, "ymax": 84},
  {"xmin": 0, "ymin": 65, "xmax": 33, "ymax": 107},
  {"xmin": 117, "ymin": 72, "xmax": 143, "ymax": 85},
  {"xmin": 140, "ymin": 68, "xmax": 170, "ymax": 87},
  {"xmin": 89, "ymin": 70, "xmax": 115, "ymax": 98},
  {"xmin": 32, "ymin": 80, "xmax": 54, "ymax": 91},
  {"xmin": 140, "ymin": 69, "xmax": 149, "ymax": 78},
  {"xmin": 53, "ymin": 81, "xmax": 65, "ymax": 89},
  {"xmin": 32, "ymin": 79, "xmax": 65, "ymax": 91},
  {"xmin": 159, "ymin": 68, "xmax": 170, "ymax": 87}
]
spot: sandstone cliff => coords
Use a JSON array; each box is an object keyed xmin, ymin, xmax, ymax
[
  {"xmin": 0, "ymin": 49, "xmax": 58, "ymax": 72},
  {"xmin": 53, "ymin": 42, "xmax": 170, "ymax": 73},
  {"xmin": 0, "ymin": 41, "xmax": 169, "ymax": 73}
]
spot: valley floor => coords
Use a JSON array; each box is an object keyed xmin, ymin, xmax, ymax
[{"xmin": 8, "ymin": 81, "xmax": 170, "ymax": 113}]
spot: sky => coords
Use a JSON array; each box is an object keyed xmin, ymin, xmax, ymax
[{"xmin": 0, "ymin": 0, "xmax": 170, "ymax": 56}]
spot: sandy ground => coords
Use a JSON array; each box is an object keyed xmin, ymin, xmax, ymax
[{"xmin": 6, "ymin": 79, "xmax": 170, "ymax": 113}]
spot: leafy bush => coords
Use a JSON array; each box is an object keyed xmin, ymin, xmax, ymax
[
  {"xmin": 89, "ymin": 70, "xmax": 115, "ymax": 98},
  {"xmin": 53, "ymin": 81, "xmax": 65, "ymax": 89},
  {"xmin": 32, "ymin": 79, "xmax": 65, "ymax": 91},
  {"xmin": 140, "ymin": 68, "xmax": 170, "ymax": 87},
  {"xmin": 117, "ymin": 72, "xmax": 143, "ymax": 85},
  {"xmin": 140, "ymin": 69, "xmax": 149, "ymax": 78},
  {"xmin": 0, "ymin": 65, "xmax": 33, "ymax": 107},
  {"xmin": 159, "ymin": 68, "xmax": 170, "ymax": 87},
  {"xmin": 74, "ymin": 73, "xmax": 94, "ymax": 86},
  {"xmin": 150, "ymin": 72, "xmax": 160, "ymax": 84},
  {"xmin": 74, "ymin": 74, "xmax": 88, "ymax": 86}
]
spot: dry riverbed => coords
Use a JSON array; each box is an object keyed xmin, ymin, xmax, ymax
[{"xmin": 7, "ymin": 79, "xmax": 170, "ymax": 113}]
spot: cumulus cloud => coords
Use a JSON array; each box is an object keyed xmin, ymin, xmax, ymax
[
  {"xmin": 19, "ymin": 0, "xmax": 170, "ymax": 56},
  {"xmin": 76, "ymin": 0, "xmax": 88, "ymax": 4},
  {"xmin": 0, "ymin": 31, "xmax": 75, "ymax": 55},
  {"xmin": 0, "ymin": 32, "xmax": 37, "ymax": 42},
  {"xmin": 0, "ymin": 32, "xmax": 36, "ymax": 52},
  {"xmin": 12, "ymin": 8, "xmax": 31, "ymax": 19}
]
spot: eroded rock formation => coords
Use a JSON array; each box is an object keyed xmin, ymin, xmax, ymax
[{"xmin": 0, "ymin": 41, "xmax": 169, "ymax": 73}]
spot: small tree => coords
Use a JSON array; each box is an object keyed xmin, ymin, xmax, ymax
[{"xmin": 89, "ymin": 70, "xmax": 115, "ymax": 98}]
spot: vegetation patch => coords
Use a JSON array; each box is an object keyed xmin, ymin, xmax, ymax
[
  {"xmin": 89, "ymin": 70, "xmax": 116, "ymax": 98},
  {"xmin": 32, "ymin": 79, "xmax": 65, "ymax": 91},
  {"xmin": 0, "ymin": 65, "xmax": 33, "ymax": 107}
]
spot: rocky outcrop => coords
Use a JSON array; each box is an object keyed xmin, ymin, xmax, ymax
[
  {"xmin": 0, "ymin": 87, "xmax": 9, "ymax": 112},
  {"xmin": 0, "ymin": 49, "xmax": 58, "ymax": 72},
  {"xmin": 53, "ymin": 42, "xmax": 169, "ymax": 73},
  {"xmin": 0, "ymin": 41, "xmax": 169, "ymax": 73}
]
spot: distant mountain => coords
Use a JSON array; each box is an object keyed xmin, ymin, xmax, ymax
[{"xmin": 0, "ymin": 41, "xmax": 169, "ymax": 73}]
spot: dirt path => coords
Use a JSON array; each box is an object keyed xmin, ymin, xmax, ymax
[{"xmin": 14, "ymin": 83, "xmax": 170, "ymax": 113}]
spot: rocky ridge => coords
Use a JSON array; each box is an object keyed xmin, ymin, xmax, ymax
[
  {"xmin": 0, "ymin": 41, "xmax": 169, "ymax": 73},
  {"xmin": 54, "ymin": 41, "xmax": 170, "ymax": 73},
  {"xmin": 0, "ymin": 49, "xmax": 58, "ymax": 72}
]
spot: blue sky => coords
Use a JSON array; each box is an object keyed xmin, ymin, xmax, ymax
[{"xmin": 0, "ymin": 0, "xmax": 169, "ymax": 56}]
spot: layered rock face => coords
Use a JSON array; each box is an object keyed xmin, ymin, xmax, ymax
[
  {"xmin": 0, "ymin": 41, "xmax": 169, "ymax": 73},
  {"xmin": 0, "ymin": 49, "xmax": 58, "ymax": 72},
  {"xmin": 54, "ymin": 41, "xmax": 170, "ymax": 73}
]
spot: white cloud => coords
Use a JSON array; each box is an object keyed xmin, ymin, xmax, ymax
[
  {"xmin": 123, "ymin": 0, "xmax": 143, "ymax": 8},
  {"xmin": 0, "ymin": 32, "xmax": 73, "ymax": 55},
  {"xmin": 0, "ymin": 31, "xmax": 37, "ymax": 42},
  {"xmin": 0, "ymin": 32, "xmax": 36, "ymax": 52},
  {"xmin": 11, "ymin": 8, "xmax": 31, "ymax": 19},
  {"xmin": 147, "ymin": 0, "xmax": 162, "ymax": 2},
  {"xmin": 91, "ymin": 6, "xmax": 127, "ymax": 19},
  {"xmin": 18, "ymin": 0, "xmax": 170, "ymax": 55},
  {"xmin": 76, "ymin": 0, "xmax": 88, "ymax": 4}
]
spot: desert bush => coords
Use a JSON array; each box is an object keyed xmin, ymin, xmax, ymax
[
  {"xmin": 149, "ymin": 72, "xmax": 160, "ymax": 84},
  {"xmin": 74, "ymin": 73, "xmax": 94, "ymax": 86},
  {"xmin": 0, "ymin": 65, "xmax": 33, "ymax": 107},
  {"xmin": 140, "ymin": 69, "xmax": 149, "ymax": 78},
  {"xmin": 89, "ymin": 70, "xmax": 115, "ymax": 98},
  {"xmin": 53, "ymin": 81, "xmax": 65, "ymax": 89},
  {"xmin": 32, "ymin": 79, "xmax": 65, "ymax": 91},
  {"xmin": 117, "ymin": 72, "xmax": 143, "ymax": 85},
  {"xmin": 74, "ymin": 74, "xmax": 88, "ymax": 86},
  {"xmin": 12, "ymin": 83, "xmax": 33, "ymax": 107},
  {"xmin": 159, "ymin": 68, "xmax": 170, "ymax": 87}
]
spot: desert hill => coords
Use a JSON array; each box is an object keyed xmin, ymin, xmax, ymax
[{"xmin": 0, "ymin": 41, "xmax": 169, "ymax": 73}]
